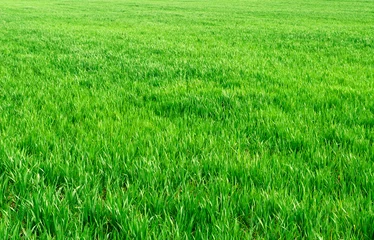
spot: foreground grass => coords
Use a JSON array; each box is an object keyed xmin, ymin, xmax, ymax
[{"xmin": 0, "ymin": 0, "xmax": 373, "ymax": 238}]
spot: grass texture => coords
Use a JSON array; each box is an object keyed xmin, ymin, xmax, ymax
[{"xmin": 0, "ymin": 0, "xmax": 373, "ymax": 238}]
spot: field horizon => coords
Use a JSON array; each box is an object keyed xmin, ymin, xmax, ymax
[{"xmin": 0, "ymin": 0, "xmax": 373, "ymax": 238}]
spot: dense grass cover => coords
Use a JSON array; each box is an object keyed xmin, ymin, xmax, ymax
[{"xmin": 0, "ymin": 0, "xmax": 373, "ymax": 238}]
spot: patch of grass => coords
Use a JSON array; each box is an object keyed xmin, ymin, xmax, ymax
[{"xmin": 0, "ymin": 0, "xmax": 373, "ymax": 238}]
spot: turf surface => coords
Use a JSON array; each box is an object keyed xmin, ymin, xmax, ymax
[{"xmin": 0, "ymin": 0, "xmax": 373, "ymax": 238}]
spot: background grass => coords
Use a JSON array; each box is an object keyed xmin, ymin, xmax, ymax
[{"xmin": 0, "ymin": 0, "xmax": 373, "ymax": 238}]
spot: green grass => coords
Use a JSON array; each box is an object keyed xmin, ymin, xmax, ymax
[{"xmin": 0, "ymin": 0, "xmax": 373, "ymax": 238}]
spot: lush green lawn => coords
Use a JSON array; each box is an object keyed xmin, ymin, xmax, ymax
[{"xmin": 0, "ymin": 0, "xmax": 373, "ymax": 238}]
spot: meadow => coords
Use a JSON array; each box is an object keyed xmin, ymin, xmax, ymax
[{"xmin": 0, "ymin": 0, "xmax": 373, "ymax": 238}]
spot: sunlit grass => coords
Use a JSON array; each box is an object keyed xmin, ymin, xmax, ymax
[{"xmin": 0, "ymin": 0, "xmax": 373, "ymax": 238}]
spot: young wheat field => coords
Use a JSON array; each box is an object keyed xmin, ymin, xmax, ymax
[{"xmin": 0, "ymin": 0, "xmax": 373, "ymax": 238}]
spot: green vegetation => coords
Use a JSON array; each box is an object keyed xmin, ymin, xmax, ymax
[{"xmin": 0, "ymin": 0, "xmax": 373, "ymax": 238}]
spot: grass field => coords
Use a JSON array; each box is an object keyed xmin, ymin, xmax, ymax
[{"xmin": 0, "ymin": 0, "xmax": 373, "ymax": 238}]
